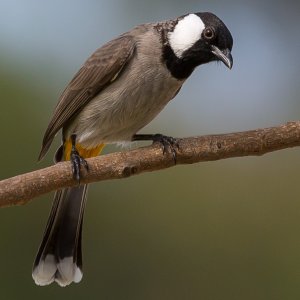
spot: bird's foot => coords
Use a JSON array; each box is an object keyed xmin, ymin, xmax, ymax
[
  {"xmin": 70, "ymin": 135, "xmax": 89, "ymax": 183},
  {"xmin": 132, "ymin": 133, "xmax": 179, "ymax": 163}
]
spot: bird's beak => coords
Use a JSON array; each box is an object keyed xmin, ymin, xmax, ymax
[{"xmin": 211, "ymin": 45, "xmax": 233, "ymax": 69}]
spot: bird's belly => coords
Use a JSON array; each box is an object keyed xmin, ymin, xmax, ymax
[{"xmin": 69, "ymin": 74, "xmax": 182, "ymax": 148}]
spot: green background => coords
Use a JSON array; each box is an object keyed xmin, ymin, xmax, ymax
[{"xmin": 0, "ymin": 0, "xmax": 300, "ymax": 299}]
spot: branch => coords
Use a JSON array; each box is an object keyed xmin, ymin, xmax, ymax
[{"xmin": 1, "ymin": 121, "xmax": 300, "ymax": 208}]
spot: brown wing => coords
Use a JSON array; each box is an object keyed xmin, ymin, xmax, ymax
[{"xmin": 38, "ymin": 35, "xmax": 136, "ymax": 160}]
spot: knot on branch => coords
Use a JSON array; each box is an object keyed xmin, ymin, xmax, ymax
[{"xmin": 122, "ymin": 165, "xmax": 138, "ymax": 177}]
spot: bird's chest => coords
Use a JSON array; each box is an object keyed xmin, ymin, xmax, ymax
[
  {"xmin": 72, "ymin": 53, "xmax": 184, "ymax": 145},
  {"xmin": 98, "ymin": 56, "xmax": 182, "ymax": 123},
  {"xmin": 122, "ymin": 61, "xmax": 182, "ymax": 122}
]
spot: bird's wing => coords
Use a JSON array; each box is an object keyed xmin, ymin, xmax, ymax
[{"xmin": 39, "ymin": 35, "xmax": 136, "ymax": 160}]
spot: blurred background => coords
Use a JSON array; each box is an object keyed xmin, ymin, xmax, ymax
[{"xmin": 0, "ymin": 0, "xmax": 300, "ymax": 299}]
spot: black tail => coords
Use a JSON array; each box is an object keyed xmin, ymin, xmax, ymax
[{"xmin": 32, "ymin": 185, "xmax": 87, "ymax": 286}]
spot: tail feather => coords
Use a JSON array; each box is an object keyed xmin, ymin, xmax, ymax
[{"xmin": 32, "ymin": 185, "xmax": 87, "ymax": 287}]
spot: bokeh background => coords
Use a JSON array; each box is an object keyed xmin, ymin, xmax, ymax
[{"xmin": 1, "ymin": 0, "xmax": 300, "ymax": 299}]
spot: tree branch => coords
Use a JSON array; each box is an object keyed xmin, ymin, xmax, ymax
[{"xmin": 1, "ymin": 121, "xmax": 300, "ymax": 208}]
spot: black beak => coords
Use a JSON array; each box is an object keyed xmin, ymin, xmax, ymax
[{"xmin": 211, "ymin": 46, "xmax": 233, "ymax": 69}]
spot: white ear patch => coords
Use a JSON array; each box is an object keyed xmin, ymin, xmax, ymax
[{"xmin": 168, "ymin": 14, "xmax": 205, "ymax": 58}]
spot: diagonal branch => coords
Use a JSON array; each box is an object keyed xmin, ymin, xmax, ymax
[{"xmin": 1, "ymin": 121, "xmax": 300, "ymax": 208}]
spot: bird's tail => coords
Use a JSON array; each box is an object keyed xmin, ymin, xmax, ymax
[
  {"xmin": 33, "ymin": 139, "xmax": 104, "ymax": 286},
  {"xmin": 32, "ymin": 185, "xmax": 87, "ymax": 286}
]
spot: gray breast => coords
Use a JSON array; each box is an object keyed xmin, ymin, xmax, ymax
[{"xmin": 68, "ymin": 28, "xmax": 184, "ymax": 148}]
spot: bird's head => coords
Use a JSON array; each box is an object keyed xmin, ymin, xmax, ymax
[{"xmin": 165, "ymin": 12, "xmax": 233, "ymax": 78}]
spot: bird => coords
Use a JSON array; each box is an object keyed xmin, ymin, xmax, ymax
[{"xmin": 32, "ymin": 12, "xmax": 233, "ymax": 287}]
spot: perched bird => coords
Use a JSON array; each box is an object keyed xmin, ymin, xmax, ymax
[{"xmin": 32, "ymin": 12, "xmax": 233, "ymax": 286}]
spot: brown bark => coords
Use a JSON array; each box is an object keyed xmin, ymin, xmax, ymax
[{"xmin": 0, "ymin": 121, "xmax": 300, "ymax": 208}]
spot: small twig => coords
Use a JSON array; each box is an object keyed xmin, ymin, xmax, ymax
[{"xmin": 0, "ymin": 121, "xmax": 300, "ymax": 208}]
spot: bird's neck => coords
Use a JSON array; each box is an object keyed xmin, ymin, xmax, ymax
[{"xmin": 162, "ymin": 44, "xmax": 197, "ymax": 80}]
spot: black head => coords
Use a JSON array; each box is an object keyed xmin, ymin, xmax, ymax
[{"xmin": 164, "ymin": 12, "xmax": 233, "ymax": 79}]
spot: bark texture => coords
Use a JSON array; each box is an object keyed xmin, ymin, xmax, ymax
[{"xmin": 0, "ymin": 121, "xmax": 300, "ymax": 208}]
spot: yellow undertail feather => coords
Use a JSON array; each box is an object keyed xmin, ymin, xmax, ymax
[{"xmin": 64, "ymin": 139, "xmax": 105, "ymax": 160}]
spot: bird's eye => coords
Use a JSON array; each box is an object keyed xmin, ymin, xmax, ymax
[{"xmin": 203, "ymin": 27, "xmax": 215, "ymax": 40}]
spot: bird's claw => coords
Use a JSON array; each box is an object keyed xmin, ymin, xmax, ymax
[
  {"xmin": 152, "ymin": 134, "xmax": 179, "ymax": 163},
  {"xmin": 70, "ymin": 149, "xmax": 89, "ymax": 183}
]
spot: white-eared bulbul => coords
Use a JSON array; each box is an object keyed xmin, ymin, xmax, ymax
[{"xmin": 32, "ymin": 12, "xmax": 233, "ymax": 286}]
